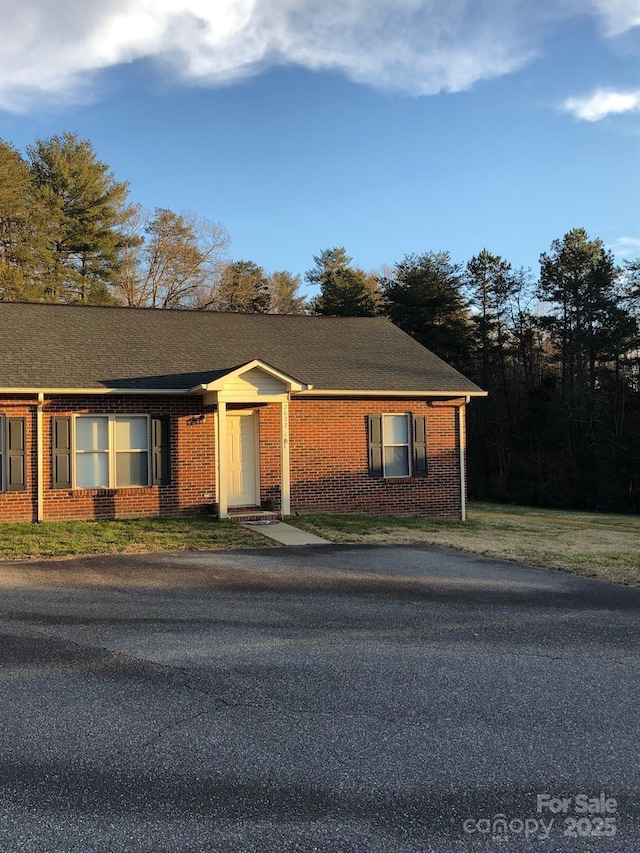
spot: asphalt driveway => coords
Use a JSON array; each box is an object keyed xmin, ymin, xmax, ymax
[{"xmin": 0, "ymin": 544, "xmax": 638, "ymax": 852}]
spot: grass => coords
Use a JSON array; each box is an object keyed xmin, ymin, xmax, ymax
[
  {"xmin": 288, "ymin": 502, "xmax": 640, "ymax": 587},
  {"xmin": 0, "ymin": 516, "xmax": 275, "ymax": 561},
  {"xmin": 0, "ymin": 504, "xmax": 637, "ymax": 588}
]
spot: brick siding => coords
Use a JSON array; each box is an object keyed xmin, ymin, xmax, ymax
[
  {"xmin": 0, "ymin": 395, "xmax": 464, "ymax": 522},
  {"xmin": 286, "ymin": 398, "xmax": 463, "ymax": 518}
]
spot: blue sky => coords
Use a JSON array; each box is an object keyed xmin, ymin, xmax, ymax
[{"xmin": 0, "ymin": 1, "xmax": 638, "ymax": 297}]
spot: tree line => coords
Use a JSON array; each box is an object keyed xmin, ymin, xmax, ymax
[
  {"xmin": 0, "ymin": 132, "xmax": 306, "ymax": 312},
  {"xmin": 1, "ymin": 133, "xmax": 639, "ymax": 512}
]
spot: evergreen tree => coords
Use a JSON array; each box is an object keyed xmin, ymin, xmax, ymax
[
  {"xmin": 381, "ymin": 251, "xmax": 472, "ymax": 369},
  {"xmin": 28, "ymin": 132, "xmax": 135, "ymax": 303},
  {"xmin": 466, "ymin": 249, "xmax": 518, "ymax": 388},
  {"xmin": 307, "ymin": 247, "xmax": 378, "ymax": 316},
  {"xmin": 0, "ymin": 140, "xmax": 54, "ymax": 301},
  {"xmin": 268, "ymin": 270, "xmax": 307, "ymax": 314},
  {"xmin": 213, "ymin": 260, "xmax": 271, "ymax": 312},
  {"xmin": 538, "ymin": 228, "xmax": 625, "ymax": 395}
]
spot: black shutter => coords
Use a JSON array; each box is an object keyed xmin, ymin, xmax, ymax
[
  {"xmin": 368, "ymin": 415, "xmax": 383, "ymax": 478},
  {"xmin": 52, "ymin": 416, "xmax": 72, "ymax": 489},
  {"xmin": 151, "ymin": 416, "xmax": 170, "ymax": 486},
  {"xmin": 6, "ymin": 417, "xmax": 26, "ymax": 491},
  {"xmin": 413, "ymin": 415, "xmax": 428, "ymax": 478}
]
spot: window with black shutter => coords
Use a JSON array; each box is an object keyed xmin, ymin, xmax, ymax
[
  {"xmin": 151, "ymin": 416, "xmax": 171, "ymax": 486},
  {"xmin": 368, "ymin": 415, "xmax": 383, "ymax": 478},
  {"xmin": 52, "ymin": 416, "xmax": 72, "ymax": 489},
  {"xmin": 413, "ymin": 415, "xmax": 428, "ymax": 478},
  {"xmin": 6, "ymin": 417, "xmax": 26, "ymax": 492},
  {"xmin": 368, "ymin": 413, "xmax": 428, "ymax": 479},
  {"xmin": 50, "ymin": 414, "xmax": 171, "ymax": 489}
]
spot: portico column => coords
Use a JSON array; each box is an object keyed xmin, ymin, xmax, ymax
[
  {"xmin": 217, "ymin": 399, "xmax": 228, "ymax": 519},
  {"xmin": 280, "ymin": 399, "xmax": 291, "ymax": 517}
]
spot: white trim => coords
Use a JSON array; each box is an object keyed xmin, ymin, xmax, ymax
[
  {"xmin": 191, "ymin": 359, "xmax": 309, "ymax": 394},
  {"xmin": 0, "ymin": 386, "xmax": 486, "ymax": 399},
  {"xmin": 217, "ymin": 400, "xmax": 228, "ymax": 519},
  {"xmin": 73, "ymin": 414, "xmax": 151, "ymax": 489},
  {"xmin": 280, "ymin": 400, "xmax": 290, "ymax": 516},
  {"xmin": 0, "ymin": 416, "xmax": 4, "ymax": 493},
  {"xmin": 208, "ymin": 392, "xmax": 289, "ymax": 406},
  {"xmin": 381, "ymin": 413, "xmax": 411, "ymax": 478},
  {"xmin": 459, "ymin": 402, "xmax": 467, "ymax": 522},
  {"xmin": 294, "ymin": 389, "xmax": 487, "ymax": 398},
  {"xmin": 37, "ymin": 393, "xmax": 44, "ymax": 522},
  {"xmin": 214, "ymin": 407, "xmax": 220, "ymax": 512},
  {"xmin": 0, "ymin": 387, "xmax": 189, "ymax": 395}
]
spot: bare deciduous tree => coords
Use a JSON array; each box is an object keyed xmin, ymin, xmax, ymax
[{"xmin": 116, "ymin": 207, "xmax": 230, "ymax": 309}]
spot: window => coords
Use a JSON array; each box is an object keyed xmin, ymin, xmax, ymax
[
  {"xmin": 368, "ymin": 414, "xmax": 428, "ymax": 479},
  {"xmin": 382, "ymin": 414, "xmax": 410, "ymax": 477},
  {"xmin": 74, "ymin": 415, "xmax": 150, "ymax": 489},
  {"xmin": 52, "ymin": 415, "xmax": 170, "ymax": 490},
  {"xmin": 0, "ymin": 415, "xmax": 26, "ymax": 492}
]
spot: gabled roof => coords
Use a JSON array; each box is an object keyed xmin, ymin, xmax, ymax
[{"xmin": 0, "ymin": 302, "xmax": 485, "ymax": 396}]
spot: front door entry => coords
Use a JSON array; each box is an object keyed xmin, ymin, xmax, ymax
[{"xmin": 226, "ymin": 413, "xmax": 259, "ymax": 507}]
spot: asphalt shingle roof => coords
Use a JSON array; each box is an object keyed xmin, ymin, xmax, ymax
[{"xmin": 0, "ymin": 303, "xmax": 484, "ymax": 394}]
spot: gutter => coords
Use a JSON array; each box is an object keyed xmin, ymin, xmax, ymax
[
  {"xmin": 0, "ymin": 387, "xmax": 189, "ymax": 396},
  {"xmin": 0, "ymin": 386, "xmax": 488, "ymax": 399},
  {"xmin": 294, "ymin": 389, "xmax": 487, "ymax": 398}
]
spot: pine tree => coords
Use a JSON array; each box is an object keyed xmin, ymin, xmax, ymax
[
  {"xmin": 381, "ymin": 251, "xmax": 472, "ymax": 369},
  {"xmin": 0, "ymin": 140, "xmax": 54, "ymax": 301},
  {"xmin": 28, "ymin": 132, "xmax": 136, "ymax": 303},
  {"xmin": 213, "ymin": 260, "xmax": 271, "ymax": 312},
  {"xmin": 306, "ymin": 247, "xmax": 378, "ymax": 316},
  {"xmin": 268, "ymin": 270, "xmax": 307, "ymax": 314}
]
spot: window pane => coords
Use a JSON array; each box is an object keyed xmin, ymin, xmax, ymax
[
  {"xmin": 384, "ymin": 446, "xmax": 409, "ymax": 477},
  {"xmin": 76, "ymin": 417, "xmax": 108, "ymax": 452},
  {"xmin": 76, "ymin": 452, "xmax": 109, "ymax": 488},
  {"xmin": 384, "ymin": 415, "xmax": 408, "ymax": 445},
  {"xmin": 116, "ymin": 452, "xmax": 149, "ymax": 487},
  {"xmin": 116, "ymin": 417, "xmax": 147, "ymax": 451}
]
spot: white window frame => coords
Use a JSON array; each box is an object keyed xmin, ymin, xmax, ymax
[
  {"xmin": 382, "ymin": 413, "xmax": 411, "ymax": 478},
  {"xmin": 73, "ymin": 415, "xmax": 151, "ymax": 489}
]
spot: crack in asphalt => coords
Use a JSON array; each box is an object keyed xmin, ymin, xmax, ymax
[{"xmin": 2, "ymin": 608, "xmax": 637, "ymax": 757}]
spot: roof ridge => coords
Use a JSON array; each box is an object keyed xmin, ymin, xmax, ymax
[{"xmin": 0, "ymin": 301, "xmax": 390, "ymax": 320}]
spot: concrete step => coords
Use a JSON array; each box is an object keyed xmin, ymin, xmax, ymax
[{"xmin": 227, "ymin": 509, "xmax": 280, "ymax": 523}]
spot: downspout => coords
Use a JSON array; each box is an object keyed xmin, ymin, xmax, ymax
[
  {"xmin": 36, "ymin": 393, "xmax": 44, "ymax": 523},
  {"xmin": 459, "ymin": 397, "xmax": 469, "ymax": 522}
]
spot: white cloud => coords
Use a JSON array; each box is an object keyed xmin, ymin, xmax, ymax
[
  {"xmin": 0, "ymin": 0, "xmax": 638, "ymax": 112},
  {"xmin": 562, "ymin": 88, "xmax": 640, "ymax": 121},
  {"xmin": 585, "ymin": 0, "xmax": 640, "ymax": 35},
  {"xmin": 609, "ymin": 236, "xmax": 640, "ymax": 256}
]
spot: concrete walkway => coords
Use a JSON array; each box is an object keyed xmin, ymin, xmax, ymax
[{"xmin": 240, "ymin": 520, "xmax": 330, "ymax": 545}]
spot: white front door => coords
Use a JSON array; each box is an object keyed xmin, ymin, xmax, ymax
[{"xmin": 226, "ymin": 413, "xmax": 259, "ymax": 507}]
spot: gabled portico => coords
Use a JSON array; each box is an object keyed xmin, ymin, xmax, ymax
[{"xmin": 190, "ymin": 360, "xmax": 310, "ymax": 520}]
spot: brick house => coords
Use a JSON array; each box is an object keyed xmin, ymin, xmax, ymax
[{"xmin": 0, "ymin": 303, "xmax": 485, "ymax": 523}]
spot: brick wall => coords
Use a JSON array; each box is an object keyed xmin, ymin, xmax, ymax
[
  {"xmin": 0, "ymin": 394, "xmax": 465, "ymax": 522},
  {"xmin": 0, "ymin": 395, "xmax": 216, "ymax": 522},
  {"xmin": 0, "ymin": 397, "xmax": 37, "ymax": 523},
  {"xmin": 287, "ymin": 398, "xmax": 463, "ymax": 518}
]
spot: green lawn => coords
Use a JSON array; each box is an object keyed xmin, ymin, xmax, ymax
[
  {"xmin": 0, "ymin": 504, "xmax": 638, "ymax": 588},
  {"xmin": 288, "ymin": 503, "xmax": 640, "ymax": 587},
  {"xmin": 0, "ymin": 516, "xmax": 274, "ymax": 560}
]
